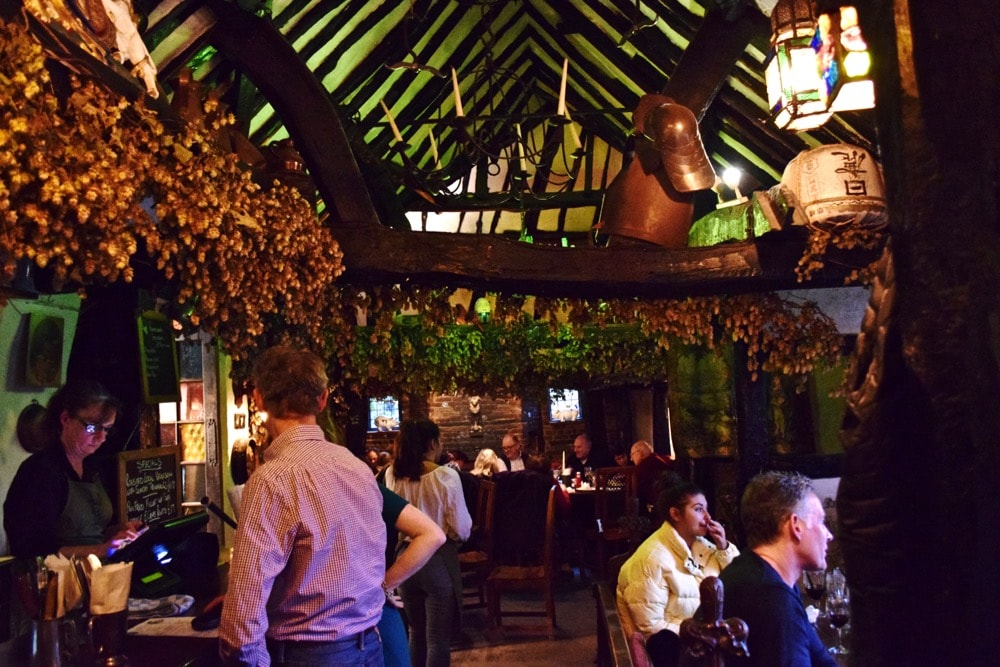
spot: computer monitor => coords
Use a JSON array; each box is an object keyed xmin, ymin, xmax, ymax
[{"xmin": 108, "ymin": 511, "xmax": 209, "ymax": 597}]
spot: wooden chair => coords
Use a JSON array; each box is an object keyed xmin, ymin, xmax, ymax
[
  {"xmin": 486, "ymin": 486, "xmax": 557, "ymax": 639},
  {"xmin": 459, "ymin": 478, "xmax": 496, "ymax": 609},
  {"xmin": 589, "ymin": 466, "xmax": 639, "ymax": 580}
]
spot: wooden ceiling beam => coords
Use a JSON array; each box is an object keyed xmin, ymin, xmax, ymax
[
  {"xmin": 203, "ymin": 0, "xmax": 377, "ymax": 224},
  {"xmin": 662, "ymin": 8, "xmax": 768, "ymax": 119},
  {"xmin": 331, "ymin": 222, "xmax": 873, "ymax": 299}
]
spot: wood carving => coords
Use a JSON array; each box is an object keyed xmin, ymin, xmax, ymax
[{"xmin": 679, "ymin": 576, "xmax": 749, "ymax": 667}]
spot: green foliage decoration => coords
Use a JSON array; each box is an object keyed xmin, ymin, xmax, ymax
[{"xmin": 337, "ymin": 287, "xmax": 844, "ymax": 417}]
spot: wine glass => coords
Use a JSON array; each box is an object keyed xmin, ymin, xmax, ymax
[
  {"xmin": 800, "ymin": 569, "xmax": 826, "ymax": 622},
  {"xmin": 826, "ymin": 570, "xmax": 850, "ymax": 657}
]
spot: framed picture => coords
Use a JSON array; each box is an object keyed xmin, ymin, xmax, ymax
[{"xmin": 25, "ymin": 314, "xmax": 64, "ymax": 387}]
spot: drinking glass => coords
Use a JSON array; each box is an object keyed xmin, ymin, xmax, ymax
[
  {"xmin": 801, "ymin": 569, "xmax": 826, "ymax": 607},
  {"xmin": 826, "ymin": 569, "xmax": 850, "ymax": 657}
]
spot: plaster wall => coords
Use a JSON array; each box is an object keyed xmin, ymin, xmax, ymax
[{"xmin": 0, "ymin": 295, "xmax": 81, "ymax": 556}]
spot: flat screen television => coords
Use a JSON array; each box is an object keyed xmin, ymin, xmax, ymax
[
  {"xmin": 548, "ymin": 388, "xmax": 582, "ymax": 422},
  {"xmin": 368, "ymin": 396, "xmax": 401, "ymax": 432}
]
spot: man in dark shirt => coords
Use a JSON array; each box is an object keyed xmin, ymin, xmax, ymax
[
  {"xmin": 714, "ymin": 471, "xmax": 837, "ymax": 667},
  {"xmin": 565, "ymin": 434, "xmax": 613, "ymax": 475}
]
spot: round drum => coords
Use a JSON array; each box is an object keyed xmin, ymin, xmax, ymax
[{"xmin": 781, "ymin": 144, "xmax": 888, "ymax": 232}]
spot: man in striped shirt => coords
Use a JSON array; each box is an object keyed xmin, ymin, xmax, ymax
[{"xmin": 220, "ymin": 346, "xmax": 386, "ymax": 666}]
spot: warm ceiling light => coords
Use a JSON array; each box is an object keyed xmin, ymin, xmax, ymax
[
  {"xmin": 716, "ymin": 166, "xmax": 748, "ymax": 208},
  {"xmin": 764, "ymin": 0, "xmax": 831, "ymax": 131},
  {"xmin": 721, "ymin": 166, "xmax": 743, "ymax": 193}
]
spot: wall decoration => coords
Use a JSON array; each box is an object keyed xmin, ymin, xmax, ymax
[
  {"xmin": 469, "ymin": 395, "xmax": 484, "ymax": 436},
  {"xmin": 25, "ymin": 314, "xmax": 64, "ymax": 387}
]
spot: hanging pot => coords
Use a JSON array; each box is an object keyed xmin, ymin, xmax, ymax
[{"xmin": 16, "ymin": 401, "xmax": 49, "ymax": 453}]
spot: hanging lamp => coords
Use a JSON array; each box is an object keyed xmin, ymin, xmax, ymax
[
  {"xmin": 764, "ymin": 0, "xmax": 831, "ymax": 131},
  {"xmin": 816, "ymin": 6, "xmax": 876, "ymax": 113}
]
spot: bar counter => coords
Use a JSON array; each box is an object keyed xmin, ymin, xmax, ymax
[{"xmin": 0, "ymin": 567, "xmax": 226, "ymax": 666}]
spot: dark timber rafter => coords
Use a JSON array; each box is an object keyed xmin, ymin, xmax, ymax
[{"xmin": 201, "ymin": 0, "xmax": 859, "ymax": 297}]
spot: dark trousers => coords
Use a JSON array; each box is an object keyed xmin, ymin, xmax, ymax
[
  {"xmin": 267, "ymin": 626, "xmax": 383, "ymax": 666},
  {"xmin": 646, "ymin": 628, "xmax": 681, "ymax": 667}
]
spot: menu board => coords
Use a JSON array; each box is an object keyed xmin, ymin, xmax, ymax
[
  {"xmin": 137, "ymin": 310, "xmax": 180, "ymax": 404},
  {"xmin": 118, "ymin": 446, "xmax": 181, "ymax": 525}
]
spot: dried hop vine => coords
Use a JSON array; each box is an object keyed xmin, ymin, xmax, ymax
[{"xmin": 1, "ymin": 19, "xmax": 345, "ymax": 362}]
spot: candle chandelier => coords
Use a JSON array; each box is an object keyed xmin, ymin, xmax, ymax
[
  {"xmin": 379, "ymin": 55, "xmax": 588, "ymax": 204},
  {"xmin": 764, "ymin": 0, "xmax": 875, "ymax": 131},
  {"xmin": 375, "ymin": 5, "xmax": 592, "ymax": 206}
]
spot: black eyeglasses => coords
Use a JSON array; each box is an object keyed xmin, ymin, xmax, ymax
[{"xmin": 75, "ymin": 416, "xmax": 115, "ymax": 436}]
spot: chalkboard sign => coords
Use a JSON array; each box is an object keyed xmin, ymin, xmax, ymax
[
  {"xmin": 118, "ymin": 446, "xmax": 181, "ymax": 525},
  {"xmin": 137, "ymin": 310, "xmax": 180, "ymax": 403}
]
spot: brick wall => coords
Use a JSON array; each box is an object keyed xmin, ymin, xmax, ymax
[
  {"xmin": 362, "ymin": 392, "xmax": 589, "ymax": 467},
  {"xmin": 429, "ymin": 393, "xmax": 522, "ymax": 461}
]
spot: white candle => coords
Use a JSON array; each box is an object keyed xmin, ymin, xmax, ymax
[
  {"xmin": 562, "ymin": 450, "xmax": 566, "ymax": 470},
  {"xmin": 515, "ymin": 123, "xmax": 528, "ymax": 172},
  {"xmin": 451, "ymin": 67, "xmax": 465, "ymax": 117},
  {"xmin": 379, "ymin": 99, "xmax": 404, "ymax": 144},
  {"xmin": 557, "ymin": 58, "xmax": 568, "ymax": 117},
  {"xmin": 566, "ymin": 110, "xmax": 582, "ymax": 150},
  {"xmin": 429, "ymin": 128, "xmax": 441, "ymax": 169}
]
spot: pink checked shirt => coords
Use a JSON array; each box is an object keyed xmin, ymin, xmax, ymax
[{"xmin": 219, "ymin": 425, "xmax": 385, "ymax": 666}]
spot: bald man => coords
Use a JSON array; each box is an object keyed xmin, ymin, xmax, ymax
[{"xmin": 631, "ymin": 440, "xmax": 675, "ymax": 514}]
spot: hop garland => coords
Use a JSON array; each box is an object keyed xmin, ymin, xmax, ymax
[{"xmin": 0, "ymin": 19, "xmax": 345, "ymax": 365}]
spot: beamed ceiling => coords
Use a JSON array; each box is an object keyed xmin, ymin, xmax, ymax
[{"xmin": 128, "ymin": 0, "xmax": 880, "ymax": 295}]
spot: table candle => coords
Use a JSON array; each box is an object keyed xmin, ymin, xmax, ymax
[{"xmin": 562, "ymin": 450, "xmax": 566, "ymax": 470}]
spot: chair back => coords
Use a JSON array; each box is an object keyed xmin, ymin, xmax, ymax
[
  {"xmin": 491, "ymin": 471, "xmax": 553, "ymax": 566},
  {"xmin": 471, "ymin": 479, "xmax": 496, "ymax": 553},
  {"xmin": 593, "ymin": 466, "xmax": 638, "ymax": 532},
  {"xmin": 541, "ymin": 486, "xmax": 557, "ymax": 578}
]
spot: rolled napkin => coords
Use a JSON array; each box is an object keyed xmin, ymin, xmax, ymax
[
  {"xmin": 128, "ymin": 594, "xmax": 195, "ymax": 620},
  {"xmin": 44, "ymin": 553, "xmax": 83, "ymax": 615},
  {"xmin": 90, "ymin": 562, "xmax": 133, "ymax": 615}
]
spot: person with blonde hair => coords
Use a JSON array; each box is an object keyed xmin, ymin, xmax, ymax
[{"xmin": 471, "ymin": 447, "xmax": 504, "ymax": 477}]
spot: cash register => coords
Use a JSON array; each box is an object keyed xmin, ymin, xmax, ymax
[{"xmin": 107, "ymin": 511, "xmax": 210, "ymax": 598}]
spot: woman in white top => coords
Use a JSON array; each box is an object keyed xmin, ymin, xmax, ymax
[
  {"xmin": 617, "ymin": 474, "xmax": 739, "ymax": 667},
  {"xmin": 383, "ymin": 420, "xmax": 472, "ymax": 667}
]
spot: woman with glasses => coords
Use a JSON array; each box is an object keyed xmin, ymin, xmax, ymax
[{"xmin": 4, "ymin": 380, "xmax": 145, "ymax": 558}]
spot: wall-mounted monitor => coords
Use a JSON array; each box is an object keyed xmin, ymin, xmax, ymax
[
  {"xmin": 548, "ymin": 389, "xmax": 582, "ymax": 422},
  {"xmin": 368, "ymin": 396, "xmax": 401, "ymax": 432}
]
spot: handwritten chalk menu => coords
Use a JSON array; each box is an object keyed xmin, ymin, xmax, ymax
[
  {"xmin": 118, "ymin": 446, "xmax": 181, "ymax": 525},
  {"xmin": 137, "ymin": 310, "xmax": 180, "ymax": 404}
]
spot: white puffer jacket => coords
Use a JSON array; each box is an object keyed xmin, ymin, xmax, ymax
[{"xmin": 616, "ymin": 522, "xmax": 739, "ymax": 637}]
